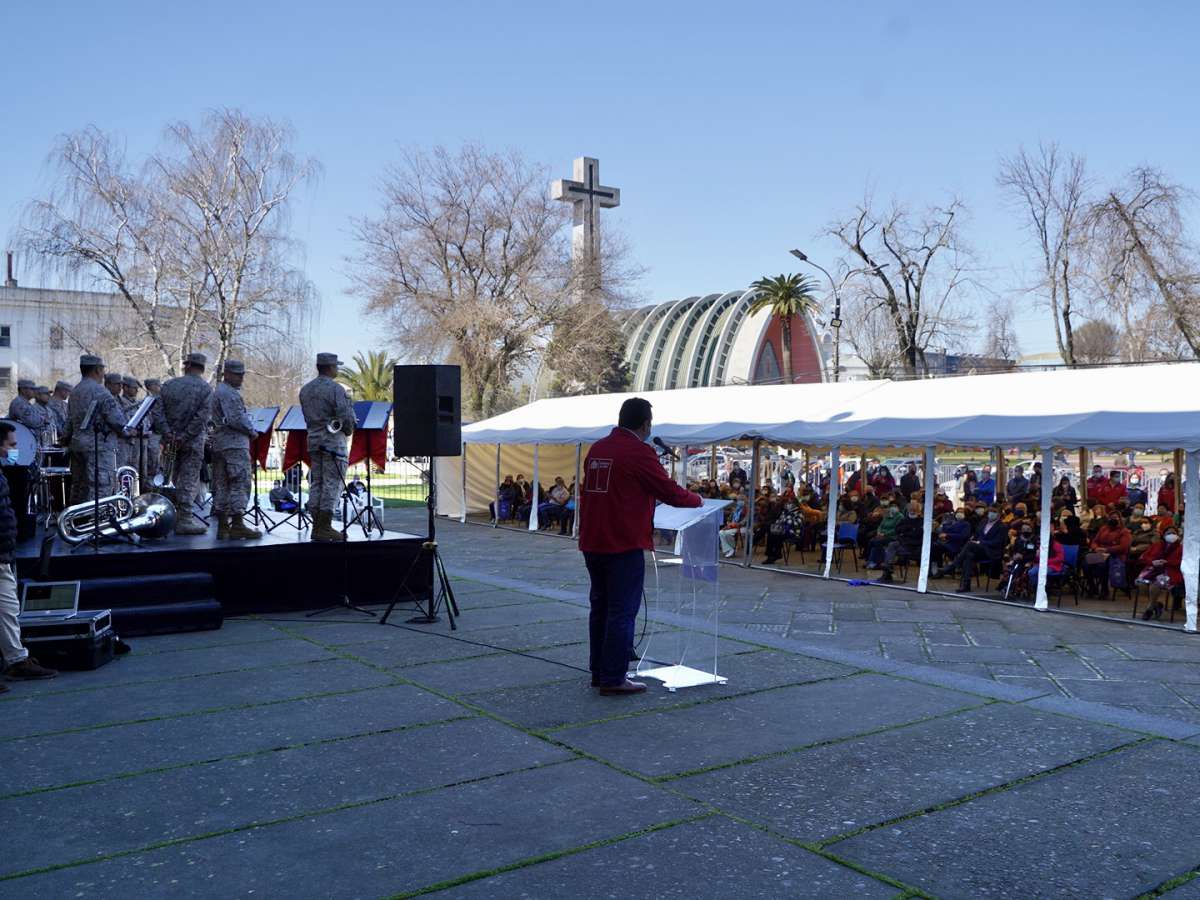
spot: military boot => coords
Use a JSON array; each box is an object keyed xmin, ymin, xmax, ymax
[
  {"xmin": 311, "ymin": 510, "xmax": 345, "ymax": 543},
  {"xmin": 175, "ymin": 512, "xmax": 207, "ymax": 536},
  {"xmin": 229, "ymin": 514, "xmax": 262, "ymax": 540},
  {"xmin": 216, "ymin": 515, "xmax": 231, "ymax": 540}
]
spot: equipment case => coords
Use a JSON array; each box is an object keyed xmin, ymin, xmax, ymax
[{"xmin": 19, "ymin": 609, "xmax": 116, "ymax": 670}]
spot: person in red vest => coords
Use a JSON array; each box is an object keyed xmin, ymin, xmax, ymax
[{"xmin": 579, "ymin": 398, "xmax": 702, "ymax": 695}]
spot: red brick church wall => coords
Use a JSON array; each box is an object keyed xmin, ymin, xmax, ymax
[{"xmin": 752, "ymin": 315, "xmax": 824, "ymax": 384}]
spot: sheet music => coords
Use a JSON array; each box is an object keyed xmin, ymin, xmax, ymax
[{"xmin": 653, "ymin": 498, "xmax": 730, "ymax": 532}]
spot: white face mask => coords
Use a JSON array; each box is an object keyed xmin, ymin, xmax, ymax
[{"xmin": 1165, "ymin": 533, "xmax": 1180, "ymax": 544}]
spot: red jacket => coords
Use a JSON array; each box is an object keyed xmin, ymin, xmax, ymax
[
  {"xmin": 579, "ymin": 427, "xmax": 701, "ymax": 554},
  {"xmin": 1139, "ymin": 539, "xmax": 1184, "ymax": 586}
]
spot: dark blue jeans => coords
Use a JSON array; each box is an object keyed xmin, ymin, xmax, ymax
[{"xmin": 583, "ymin": 549, "xmax": 645, "ymax": 687}]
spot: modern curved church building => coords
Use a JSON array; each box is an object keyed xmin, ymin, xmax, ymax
[{"xmin": 619, "ymin": 288, "xmax": 828, "ymax": 390}]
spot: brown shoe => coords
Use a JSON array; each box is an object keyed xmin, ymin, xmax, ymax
[
  {"xmin": 6, "ymin": 657, "xmax": 57, "ymax": 680},
  {"xmin": 598, "ymin": 679, "xmax": 647, "ymax": 696}
]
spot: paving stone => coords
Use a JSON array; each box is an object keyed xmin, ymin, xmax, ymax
[
  {"xmin": 1067, "ymin": 642, "xmax": 1130, "ymax": 662},
  {"xmin": 986, "ymin": 662, "xmax": 1040, "ymax": 677},
  {"xmin": 993, "ymin": 675, "xmax": 1065, "ymax": 694},
  {"xmin": 0, "ymin": 658, "xmax": 397, "ymax": 741},
  {"xmin": 337, "ymin": 632, "xmax": 505, "ymax": 668},
  {"xmin": 439, "ymin": 815, "xmax": 897, "ymax": 899},
  {"xmin": 554, "ymin": 674, "xmax": 985, "ymax": 778},
  {"xmin": 13, "ymin": 761, "xmax": 698, "ymax": 899},
  {"xmin": 927, "ymin": 661, "xmax": 996, "ymax": 680},
  {"xmin": 1, "ymin": 717, "xmax": 571, "ymax": 877},
  {"xmin": 5, "ymin": 637, "xmax": 339, "ymax": 695},
  {"xmin": 447, "ymin": 618, "xmax": 596, "ymax": 651},
  {"xmin": 444, "ymin": 600, "xmax": 589, "ymax": 632},
  {"xmin": 674, "ymin": 703, "xmax": 1136, "ymax": 843},
  {"xmin": 1058, "ymin": 678, "xmax": 1189, "ymax": 707},
  {"xmin": 829, "ymin": 741, "xmax": 1200, "ymax": 898},
  {"xmin": 962, "ymin": 631, "xmax": 1063, "ymax": 651},
  {"xmin": 127, "ymin": 620, "xmax": 288, "ymax": 653},
  {"xmin": 0, "ymin": 684, "xmax": 462, "ymax": 796},
  {"xmin": 919, "ymin": 625, "xmax": 970, "ymax": 645},
  {"xmin": 403, "ymin": 650, "xmax": 583, "ymax": 693},
  {"xmin": 876, "ymin": 607, "xmax": 959, "ymax": 623},
  {"xmin": 466, "ymin": 651, "xmax": 856, "ymax": 731},
  {"xmin": 1092, "ymin": 660, "xmax": 1200, "ymax": 683},
  {"xmin": 927, "ymin": 644, "xmax": 1030, "ymax": 664},
  {"xmin": 1111, "ymin": 642, "xmax": 1200, "ymax": 662},
  {"xmin": 1024, "ymin": 650, "xmax": 1102, "ymax": 679}
]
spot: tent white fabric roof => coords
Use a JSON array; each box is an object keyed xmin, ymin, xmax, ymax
[{"xmin": 463, "ymin": 362, "xmax": 1200, "ymax": 450}]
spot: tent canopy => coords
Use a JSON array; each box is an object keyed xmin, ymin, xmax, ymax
[{"xmin": 463, "ymin": 362, "xmax": 1200, "ymax": 451}]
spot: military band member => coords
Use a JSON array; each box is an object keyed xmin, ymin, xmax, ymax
[
  {"xmin": 48, "ymin": 381, "xmax": 72, "ymax": 442},
  {"xmin": 8, "ymin": 379, "xmax": 48, "ymax": 444},
  {"xmin": 142, "ymin": 377, "xmax": 168, "ymax": 480},
  {"xmin": 210, "ymin": 361, "xmax": 261, "ymax": 540},
  {"xmin": 33, "ymin": 387, "xmax": 53, "ymax": 444},
  {"xmin": 298, "ymin": 352, "xmax": 354, "ymax": 543},
  {"xmin": 64, "ymin": 355, "xmax": 129, "ymax": 504},
  {"xmin": 118, "ymin": 375, "xmax": 142, "ymax": 471},
  {"xmin": 160, "ymin": 353, "xmax": 213, "ymax": 535}
]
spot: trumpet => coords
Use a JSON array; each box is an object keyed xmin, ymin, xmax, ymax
[
  {"xmin": 57, "ymin": 491, "xmax": 177, "ymax": 545},
  {"xmin": 327, "ymin": 418, "xmax": 342, "ymax": 434},
  {"xmin": 154, "ymin": 440, "xmax": 177, "ymax": 488}
]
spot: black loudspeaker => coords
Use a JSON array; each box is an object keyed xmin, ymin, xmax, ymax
[{"xmin": 392, "ymin": 365, "xmax": 462, "ymax": 457}]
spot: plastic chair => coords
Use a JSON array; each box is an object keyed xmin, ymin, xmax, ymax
[
  {"xmin": 1051, "ymin": 544, "xmax": 1081, "ymax": 607},
  {"xmin": 821, "ymin": 523, "xmax": 859, "ymax": 574}
]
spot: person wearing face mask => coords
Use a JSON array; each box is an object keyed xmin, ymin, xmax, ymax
[
  {"xmin": 719, "ymin": 492, "xmax": 748, "ymax": 558},
  {"xmin": 1158, "ymin": 473, "xmax": 1177, "ymax": 515},
  {"xmin": 1084, "ymin": 512, "xmax": 1132, "ymax": 600},
  {"xmin": 864, "ymin": 500, "xmax": 904, "ymax": 569},
  {"xmin": 0, "ymin": 422, "xmax": 58, "ymax": 688},
  {"xmin": 1054, "ymin": 513, "xmax": 1087, "ymax": 547},
  {"xmin": 1086, "ymin": 465, "xmax": 1109, "ymax": 505},
  {"xmin": 837, "ymin": 493, "xmax": 860, "ymax": 525},
  {"xmin": 975, "ymin": 466, "xmax": 996, "ymax": 506},
  {"xmin": 930, "ymin": 509, "xmax": 972, "ymax": 573},
  {"xmin": 1051, "ymin": 476, "xmax": 1078, "ymax": 515},
  {"xmin": 1129, "ymin": 515, "xmax": 1157, "ymax": 559},
  {"xmin": 1126, "ymin": 474, "xmax": 1148, "ymax": 508},
  {"xmin": 1137, "ymin": 527, "xmax": 1184, "ymax": 620},
  {"xmin": 877, "ymin": 502, "xmax": 926, "ymax": 584},
  {"xmin": 935, "ymin": 505, "xmax": 1010, "ymax": 591}
]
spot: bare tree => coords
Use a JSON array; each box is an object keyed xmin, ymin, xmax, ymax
[
  {"xmin": 1072, "ymin": 318, "xmax": 1120, "ymax": 364},
  {"xmin": 543, "ymin": 302, "xmax": 629, "ymax": 396},
  {"xmin": 18, "ymin": 110, "xmax": 318, "ymax": 377},
  {"xmin": 349, "ymin": 144, "xmax": 636, "ymax": 418},
  {"xmin": 998, "ymin": 143, "xmax": 1088, "ymax": 367},
  {"xmin": 981, "ymin": 298, "xmax": 1021, "ymax": 367},
  {"xmin": 1088, "ymin": 167, "xmax": 1200, "ymax": 359},
  {"xmin": 840, "ymin": 294, "xmax": 900, "ymax": 379},
  {"xmin": 827, "ymin": 197, "xmax": 970, "ymax": 377}
]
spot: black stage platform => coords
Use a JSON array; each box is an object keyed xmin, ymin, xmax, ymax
[{"xmin": 15, "ymin": 520, "xmax": 431, "ymax": 616}]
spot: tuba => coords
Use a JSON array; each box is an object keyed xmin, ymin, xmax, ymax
[
  {"xmin": 116, "ymin": 465, "xmax": 139, "ymax": 500},
  {"xmin": 57, "ymin": 491, "xmax": 177, "ymax": 545}
]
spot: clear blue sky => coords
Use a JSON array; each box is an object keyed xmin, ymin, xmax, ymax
[{"xmin": 3, "ymin": 0, "xmax": 1198, "ymax": 362}]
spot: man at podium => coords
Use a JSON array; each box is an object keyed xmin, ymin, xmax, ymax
[{"xmin": 579, "ymin": 398, "xmax": 701, "ymax": 696}]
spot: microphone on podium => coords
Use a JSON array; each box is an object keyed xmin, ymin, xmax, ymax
[{"xmin": 652, "ymin": 436, "xmax": 679, "ymax": 460}]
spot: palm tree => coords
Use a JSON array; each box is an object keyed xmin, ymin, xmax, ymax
[
  {"xmin": 748, "ymin": 274, "xmax": 821, "ymax": 385},
  {"xmin": 337, "ymin": 350, "xmax": 398, "ymax": 401}
]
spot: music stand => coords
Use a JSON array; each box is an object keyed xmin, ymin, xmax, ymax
[
  {"xmin": 268, "ymin": 405, "xmax": 311, "ymax": 533},
  {"xmin": 345, "ymin": 400, "xmax": 390, "ymax": 538},
  {"xmin": 126, "ymin": 396, "xmax": 156, "ymax": 488},
  {"xmin": 247, "ymin": 406, "xmax": 279, "ymax": 530}
]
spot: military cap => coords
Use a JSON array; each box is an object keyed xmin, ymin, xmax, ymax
[
  {"xmin": 16, "ymin": 378, "xmax": 35, "ymax": 389},
  {"xmin": 143, "ymin": 377, "xmax": 160, "ymax": 388},
  {"xmin": 316, "ymin": 352, "xmax": 340, "ymax": 366},
  {"xmin": 104, "ymin": 372, "xmax": 123, "ymax": 384},
  {"xmin": 80, "ymin": 354, "xmax": 104, "ymax": 367},
  {"xmin": 184, "ymin": 352, "xmax": 207, "ymax": 368},
  {"xmin": 34, "ymin": 385, "xmax": 49, "ymax": 394},
  {"xmin": 122, "ymin": 375, "xmax": 141, "ymax": 388},
  {"xmin": 223, "ymin": 360, "xmax": 246, "ymax": 375},
  {"xmin": 54, "ymin": 380, "xmax": 73, "ymax": 392}
]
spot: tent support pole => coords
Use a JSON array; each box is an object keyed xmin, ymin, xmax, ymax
[
  {"xmin": 1175, "ymin": 449, "xmax": 1184, "ymax": 513},
  {"xmin": 996, "ymin": 447, "xmax": 1007, "ymax": 503},
  {"xmin": 801, "ymin": 448, "xmax": 809, "ymax": 491},
  {"xmin": 917, "ymin": 446, "xmax": 936, "ymax": 593},
  {"xmin": 1035, "ymin": 446, "xmax": 1054, "ymax": 611},
  {"xmin": 824, "ymin": 447, "xmax": 841, "ymax": 579},
  {"xmin": 1079, "ymin": 448, "xmax": 1089, "ymax": 507},
  {"xmin": 745, "ymin": 439, "xmax": 760, "ymax": 567},
  {"xmin": 529, "ymin": 443, "xmax": 540, "ymax": 532},
  {"xmin": 572, "ymin": 443, "xmax": 582, "ymax": 539},
  {"xmin": 493, "ymin": 444, "xmax": 500, "ymax": 528},
  {"xmin": 860, "ymin": 451, "xmax": 868, "ymax": 493},
  {"xmin": 460, "ymin": 441, "xmax": 467, "ymax": 523},
  {"xmin": 1183, "ymin": 449, "xmax": 1198, "ymax": 633},
  {"xmin": 709, "ymin": 444, "xmax": 717, "ymax": 481}
]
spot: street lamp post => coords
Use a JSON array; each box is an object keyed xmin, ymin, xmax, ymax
[
  {"xmin": 790, "ymin": 250, "xmax": 843, "ymax": 383},
  {"xmin": 790, "ymin": 249, "xmax": 887, "ymax": 383}
]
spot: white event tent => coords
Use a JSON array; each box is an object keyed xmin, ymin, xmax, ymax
[{"xmin": 435, "ymin": 362, "xmax": 1200, "ymax": 630}]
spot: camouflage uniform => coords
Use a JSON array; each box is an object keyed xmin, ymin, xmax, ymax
[
  {"xmin": 64, "ymin": 366, "xmax": 128, "ymax": 505},
  {"xmin": 117, "ymin": 393, "xmax": 139, "ymax": 471},
  {"xmin": 143, "ymin": 379, "xmax": 168, "ymax": 481},
  {"xmin": 210, "ymin": 379, "xmax": 257, "ymax": 517},
  {"xmin": 8, "ymin": 381, "xmax": 48, "ymax": 446},
  {"xmin": 161, "ymin": 355, "xmax": 213, "ymax": 531},
  {"xmin": 299, "ymin": 371, "xmax": 355, "ymax": 516},
  {"xmin": 47, "ymin": 385, "xmax": 70, "ymax": 442}
]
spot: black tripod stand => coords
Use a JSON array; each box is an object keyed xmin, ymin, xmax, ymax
[
  {"xmin": 306, "ymin": 447, "xmax": 376, "ymax": 618},
  {"xmin": 381, "ymin": 461, "xmax": 459, "ymax": 629}
]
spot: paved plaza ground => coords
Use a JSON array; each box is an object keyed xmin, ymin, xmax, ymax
[{"xmin": 5, "ymin": 513, "xmax": 1200, "ymax": 898}]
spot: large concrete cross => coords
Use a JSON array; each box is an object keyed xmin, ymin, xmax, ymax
[{"xmin": 551, "ymin": 156, "xmax": 620, "ymax": 273}]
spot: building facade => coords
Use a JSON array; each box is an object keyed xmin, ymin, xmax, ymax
[{"xmin": 620, "ymin": 288, "xmax": 827, "ymax": 390}]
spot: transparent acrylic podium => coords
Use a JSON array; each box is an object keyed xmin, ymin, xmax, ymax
[{"xmin": 636, "ymin": 499, "xmax": 731, "ymax": 692}]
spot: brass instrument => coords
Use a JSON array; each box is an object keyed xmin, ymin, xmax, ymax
[
  {"xmin": 116, "ymin": 465, "xmax": 139, "ymax": 500},
  {"xmin": 327, "ymin": 418, "xmax": 342, "ymax": 434},
  {"xmin": 57, "ymin": 491, "xmax": 177, "ymax": 545},
  {"xmin": 154, "ymin": 441, "xmax": 177, "ymax": 488}
]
